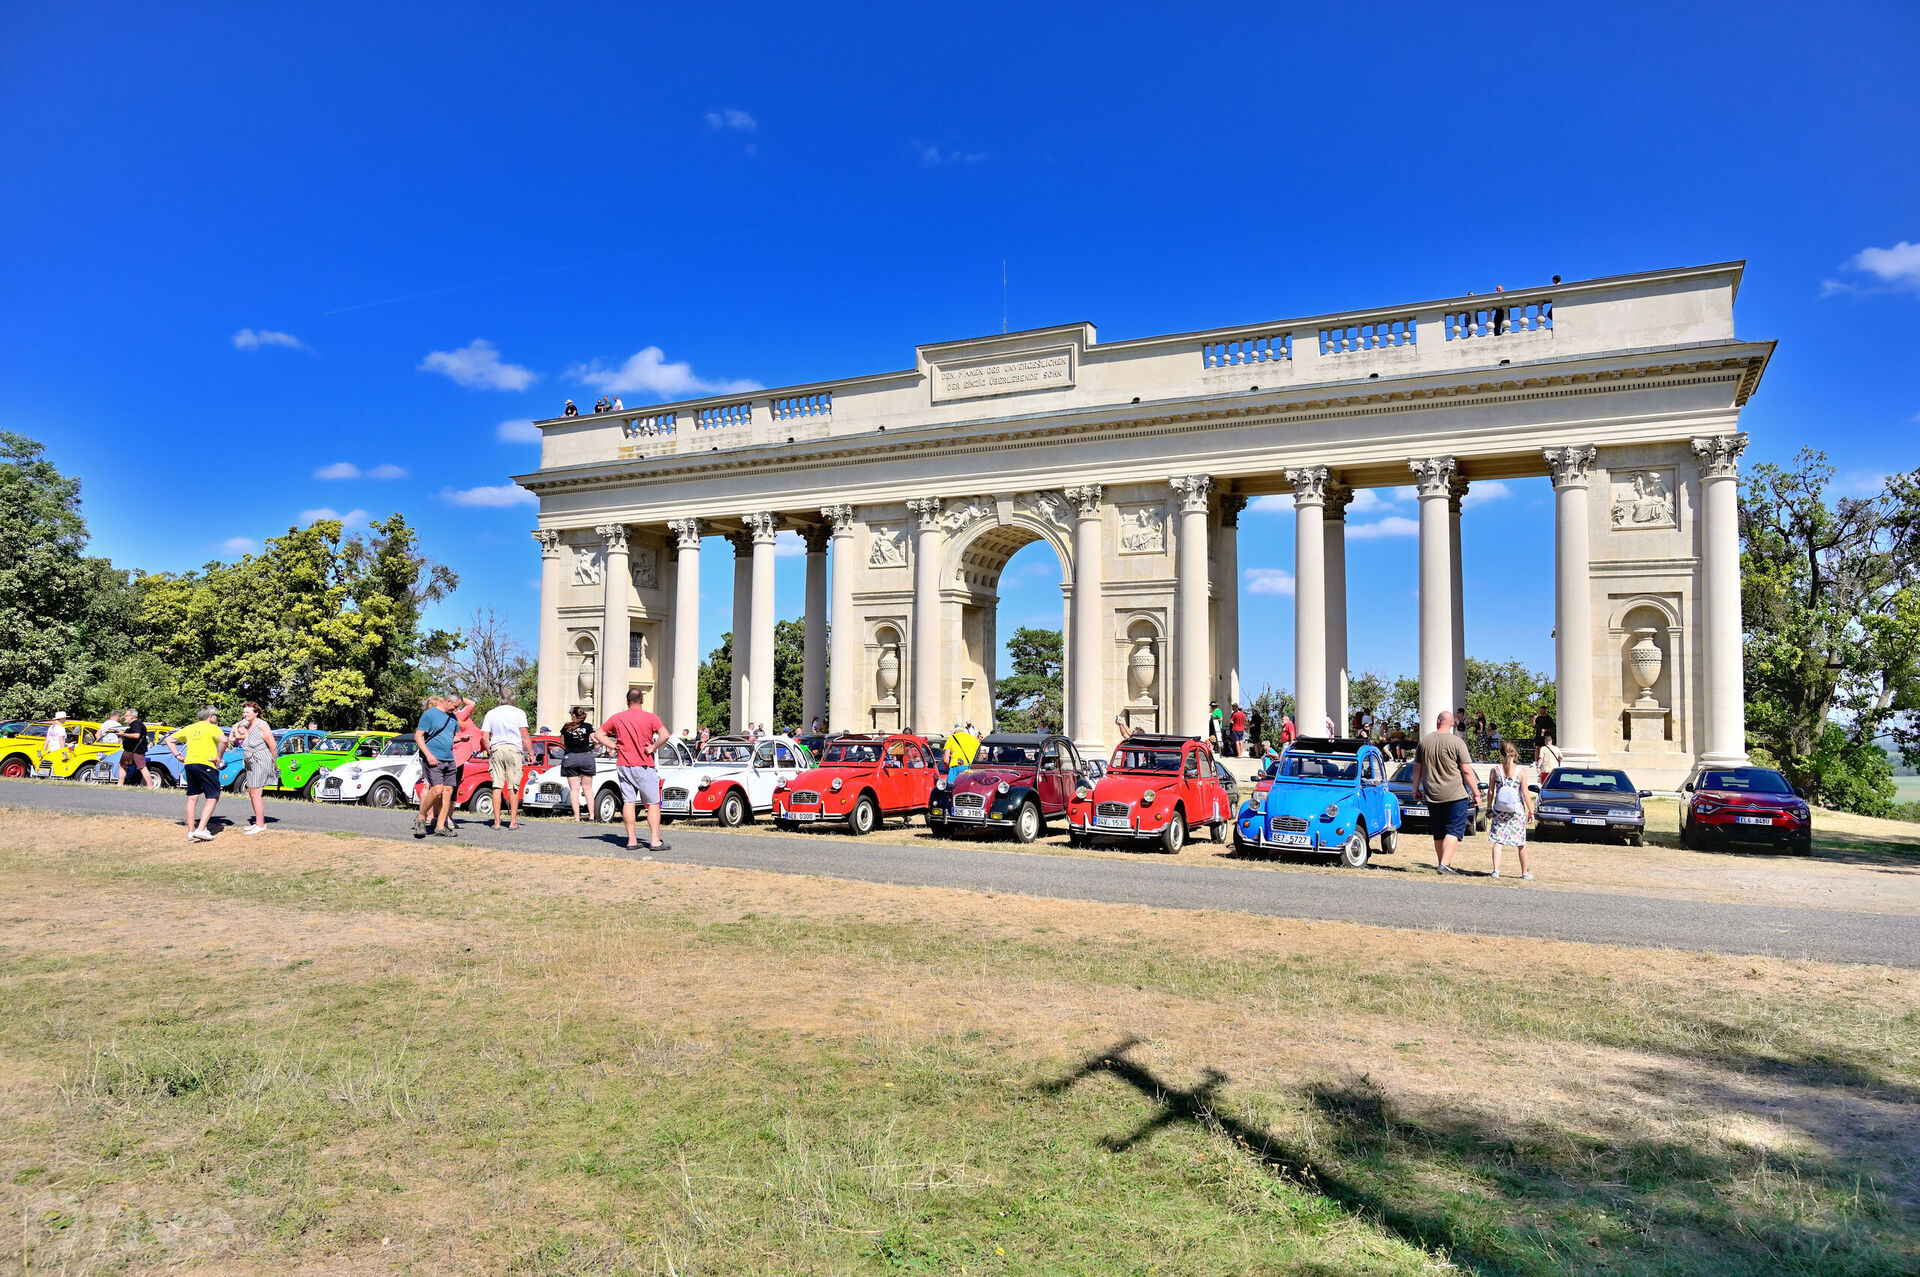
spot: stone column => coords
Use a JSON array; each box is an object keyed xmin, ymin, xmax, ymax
[
  {"xmin": 1409, "ymin": 457, "xmax": 1457, "ymax": 734},
  {"xmin": 907, "ymin": 497, "xmax": 944, "ymax": 736},
  {"xmin": 1218, "ymin": 494, "xmax": 1246, "ymax": 709},
  {"xmin": 1065, "ymin": 485, "xmax": 1105, "ymax": 748},
  {"xmin": 822, "ymin": 505, "xmax": 857, "ymax": 733},
  {"xmin": 666, "ymin": 518, "xmax": 702, "ymax": 733},
  {"xmin": 1287, "ymin": 467, "xmax": 1330, "ymax": 737},
  {"xmin": 533, "ymin": 530, "xmax": 564, "ymax": 731},
  {"xmin": 1545, "ymin": 446, "xmax": 1599, "ymax": 766},
  {"xmin": 1449, "ymin": 473, "xmax": 1470, "ymax": 721},
  {"xmin": 744, "ymin": 511, "xmax": 779, "ymax": 732},
  {"xmin": 1171, "ymin": 475, "xmax": 1213, "ymax": 738},
  {"xmin": 801, "ymin": 525, "xmax": 829, "ymax": 732},
  {"xmin": 1693, "ymin": 433, "xmax": 1751, "ymax": 766},
  {"xmin": 595, "ymin": 523, "xmax": 630, "ymax": 718},
  {"xmin": 729, "ymin": 533, "xmax": 751, "ymax": 732},
  {"xmin": 1324, "ymin": 483, "xmax": 1353, "ymax": 730}
]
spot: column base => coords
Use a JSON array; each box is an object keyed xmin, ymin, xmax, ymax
[
  {"xmin": 1697, "ymin": 750, "xmax": 1752, "ymax": 769},
  {"xmin": 1559, "ymin": 750, "xmax": 1601, "ymax": 769}
]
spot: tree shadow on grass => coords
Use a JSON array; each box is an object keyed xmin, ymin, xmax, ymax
[{"xmin": 1036, "ymin": 1035, "xmax": 1919, "ymax": 1276}]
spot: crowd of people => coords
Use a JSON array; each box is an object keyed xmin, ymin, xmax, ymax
[
  {"xmin": 559, "ymin": 396, "xmax": 627, "ymax": 418},
  {"xmin": 1162, "ymin": 697, "xmax": 1560, "ymax": 768}
]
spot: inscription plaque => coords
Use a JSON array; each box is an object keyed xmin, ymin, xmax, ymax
[{"xmin": 931, "ymin": 349, "xmax": 1073, "ymax": 403}]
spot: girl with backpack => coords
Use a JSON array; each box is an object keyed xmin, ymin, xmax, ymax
[{"xmin": 1488, "ymin": 739, "xmax": 1533, "ymax": 880}]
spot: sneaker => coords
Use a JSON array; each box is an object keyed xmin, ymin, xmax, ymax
[
  {"xmin": 1521, "ymin": 872, "xmax": 1534, "ymax": 880},
  {"xmin": 1490, "ymin": 869, "xmax": 1500, "ymax": 878},
  {"xmin": 1436, "ymin": 864, "xmax": 1458, "ymax": 875},
  {"xmin": 190, "ymin": 829, "xmax": 214, "ymax": 842},
  {"xmin": 243, "ymin": 824, "xmax": 266, "ymax": 836},
  {"xmin": 412, "ymin": 817, "xmax": 427, "ymax": 839},
  {"xmin": 434, "ymin": 826, "xmax": 459, "ymax": 838}
]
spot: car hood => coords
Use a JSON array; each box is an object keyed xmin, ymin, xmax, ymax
[
  {"xmin": 952, "ymin": 766, "xmax": 1035, "ymax": 793},
  {"xmin": 1260, "ymin": 786, "xmax": 1359, "ymax": 814},
  {"xmin": 1697, "ymin": 789, "xmax": 1799, "ymax": 808},
  {"xmin": 1539, "ymin": 788, "xmax": 1640, "ymax": 808},
  {"xmin": 1091, "ymin": 773, "xmax": 1178, "ymax": 800}
]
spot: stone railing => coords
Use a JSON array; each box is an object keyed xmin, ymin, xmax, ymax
[
  {"xmin": 771, "ymin": 390, "xmax": 833, "ymax": 420},
  {"xmin": 1202, "ymin": 333, "xmax": 1291, "ymax": 368},
  {"xmin": 1318, "ymin": 317, "xmax": 1417, "ymax": 355},
  {"xmin": 1444, "ymin": 299, "xmax": 1554, "ymax": 341},
  {"xmin": 694, "ymin": 401, "xmax": 753, "ymax": 431},
  {"xmin": 621, "ymin": 410, "xmax": 676, "ymax": 438}
]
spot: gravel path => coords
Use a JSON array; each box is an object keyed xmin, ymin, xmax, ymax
[{"xmin": 6, "ymin": 779, "xmax": 1915, "ymax": 968}]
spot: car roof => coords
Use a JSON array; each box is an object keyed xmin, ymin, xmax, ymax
[
  {"xmin": 1120, "ymin": 734, "xmax": 1200, "ymax": 747},
  {"xmin": 980, "ymin": 732, "xmax": 1052, "ymax": 745},
  {"xmin": 1285, "ymin": 736, "xmax": 1371, "ymax": 755}
]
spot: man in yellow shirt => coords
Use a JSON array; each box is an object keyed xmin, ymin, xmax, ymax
[{"xmin": 169, "ymin": 706, "xmax": 231, "ymax": 841}]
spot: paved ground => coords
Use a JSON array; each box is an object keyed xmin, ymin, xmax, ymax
[{"xmin": 6, "ymin": 778, "xmax": 1916, "ymax": 968}]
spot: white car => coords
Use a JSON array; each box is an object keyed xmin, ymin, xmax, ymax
[
  {"xmin": 525, "ymin": 736, "xmax": 702, "ymax": 824},
  {"xmin": 659, "ymin": 735, "xmax": 812, "ymax": 826},
  {"xmin": 316, "ymin": 737, "xmax": 423, "ymax": 809}
]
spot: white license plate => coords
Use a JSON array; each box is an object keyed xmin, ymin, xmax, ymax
[
  {"xmin": 1270, "ymin": 832, "xmax": 1312, "ymax": 848},
  {"xmin": 1095, "ymin": 815, "xmax": 1131, "ymax": 830},
  {"xmin": 789, "ymin": 810, "xmax": 817, "ymax": 822},
  {"xmin": 662, "ymin": 800, "xmax": 690, "ymax": 813},
  {"xmin": 1737, "ymin": 815, "xmax": 1774, "ymax": 826},
  {"xmin": 1572, "ymin": 816, "xmax": 1606, "ymax": 827},
  {"xmin": 1405, "ymin": 806, "xmax": 1428, "ymax": 817},
  {"xmin": 952, "ymin": 810, "xmax": 984, "ymax": 822}
]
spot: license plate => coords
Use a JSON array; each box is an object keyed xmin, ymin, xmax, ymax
[
  {"xmin": 952, "ymin": 810, "xmax": 984, "ymax": 822},
  {"xmin": 1095, "ymin": 815, "xmax": 1131, "ymax": 830},
  {"xmin": 1737, "ymin": 815, "xmax": 1774, "ymax": 826},
  {"xmin": 789, "ymin": 810, "xmax": 817, "ymax": 822},
  {"xmin": 1404, "ymin": 805, "xmax": 1428, "ymax": 816},
  {"xmin": 1572, "ymin": 816, "xmax": 1606, "ymax": 827},
  {"xmin": 1270, "ymin": 832, "xmax": 1312, "ymax": 848},
  {"xmin": 662, "ymin": 799, "xmax": 690, "ymax": 813}
]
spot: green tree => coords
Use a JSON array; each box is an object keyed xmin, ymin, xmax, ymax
[
  {"xmin": 694, "ymin": 621, "xmax": 813, "ymax": 734},
  {"xmin": 697, "ymin": 632, "xmax": 734, "ymax": 732},
  {"xmin": 1348, "ymin": 671, "xmax": 1389, "ymax": 722},
  {"xmin": 346, "ymin": 513, "xmax": 460, "ymax": 724},
  {"xmin": 1250, "ymin": 684, "xmax": 1294, "ymax": 737},
  {"xmin": 1383, "ymin": 676, "xmax": 1423, "ymax": 735},
  {"xmin": 1464, "ymin": 658, "xmax": 1555, "ymax": 749},
  {"xmin": 994, "ymin": 627, "xmax": 1062, "ymax": 732},
  {"xmin": 1741, "ymin": 451, "xmax": 1920, "ymax": 815}
]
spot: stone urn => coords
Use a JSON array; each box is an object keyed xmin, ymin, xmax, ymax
[
  {"xmin": 1128, "ymin": 641, "xmax": 1158, "ymax": 704},
  {"xmin": 876, "ymin": 646, "xmax": 900, "ymax": 703},
  {"xmin": 576, "ymin": 652, "xmax": 596, "ymax": 702},
  {"xmin": 1627, "ymin": 628, "xmax": 1662, "ymax": 707}
]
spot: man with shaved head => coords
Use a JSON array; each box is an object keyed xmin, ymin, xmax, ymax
[{"xmin": 1413, "ymin": 709, "xmax": 1478, "ymax": 875}]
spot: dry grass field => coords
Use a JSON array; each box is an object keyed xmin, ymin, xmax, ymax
[{"xmin": 3, "ymin": 808, "xmax": 1917, "ymax": 1275}]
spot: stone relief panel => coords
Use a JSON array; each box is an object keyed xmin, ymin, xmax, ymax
[
  {"xmin": 1118, "ymin": 505, "xmax": 1167, "ymax": 555},
  {"xmin": 630, "ymin": 545, "xmax": 659, "ymax": 591},
  {"xmin": 868, "ymin": 524, "xmax": 908, "ymax": 568},
  {"xmin": 572, "ymin": 544, "xmax": 604, "ymax": 586},
  {"xmin": 1609, "ymin": 469, "xmax": 1676, "ymax": 530},
  {"xmin": 937, "ymin": 497, "xmax": 993, "ymax": 533},
  {"xmin": 1018, "ymin": 490, "xmax": 1071, "ymax": 531}
]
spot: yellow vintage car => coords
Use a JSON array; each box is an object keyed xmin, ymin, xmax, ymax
[{"xmin": 0, "ymin": 720, "xmax": 120, "ymax": 780}]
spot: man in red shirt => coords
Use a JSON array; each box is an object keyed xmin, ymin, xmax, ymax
[
  {"xmin": 1228, "ymin": 705, "xmax": 1248, "ymax": 757},
  {"xmin": 592, "ymin": 687, "xmax": 669, "ymax": 851}
]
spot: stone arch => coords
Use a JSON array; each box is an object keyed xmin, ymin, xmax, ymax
[
  {"xmin": 938, "ymin": 506, "xmax": 1078, "ymax": 732},
  {"xmin": 940, "ymin": 508, "xmax": 1076, "ymax": 589}
]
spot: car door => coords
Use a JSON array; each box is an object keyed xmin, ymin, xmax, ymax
[
  {"xmin": 770, "ymin": 741, "xmax": 802, "ymax": 808},
  {"xmin": 900, "ymin": 741, "xmax": 936, "ymax": 809},
  {"xmin": 1361, "ymin": 752, "xmax": 1386, "ymax": 830}
]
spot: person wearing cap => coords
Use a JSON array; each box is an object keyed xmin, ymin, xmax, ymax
[
  {"xmin": 45, "ymin": 712, "xmax": 69, "ymax": 767},
  {"xmin": 1207, "ymin": 701, "xmax": 1223, "ymax": 749}
]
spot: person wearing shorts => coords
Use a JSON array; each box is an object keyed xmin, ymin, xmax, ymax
[
  {"xmin": 479, "ymin": 691, "xmax": 532, "ymax": 831},
  {"xmin": 117, "ymin": 709, "xmax": 151, "ymax": 788},
  {"xmin": 169, "ymin": 707, "xmax": 231, "ymax": 841},
  {"xmin": 593, "ymin": 687, "xmax": 668, "ymax": 851},
  {"xmin": 558, "ymin": 705, "xmax": 598, "ymax": 821},
  {"xmin": 1412, "ymin": 709, "xmax": 1479, "ymax": 875},
  {"xmin": 413, "ymin": 694, "xmax": 463, "ymax": 839}
]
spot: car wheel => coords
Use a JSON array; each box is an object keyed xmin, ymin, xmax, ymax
[
  {"xmin": 1340, "ymin": 828, "xmax": 1371, "ymax": 869},
  {"xmin": 594, "ymin": 786, "xmax": 622, "ymax": 824},
  {"xmin": 1678, "ymin": 817, "xmax": 1694, "ymax": 849},
  {"xmin": 302, "ymin": 775, "xmax": 324, "ymax": 801},
  {"xmin": 719, "ymin": 789, "xmax": 747, "ymax": 828},
  {"xmin": 1160, "ymin": 810, "xmax": 1187, "ymax": 854},
  {"xmin": 849, "ymin": 794, "xmax": 878, "ymax": 836},
  {"xmin": 1793, "ymin": 833, "xmax": 1814, "ymax": 857},
  {"xmin": 81, "ymin": 762, "xmax": 109, "ymax": 784},
  {"xmin": 1379, "ymin": 827, "xmax": 1398, "ymax": 855},
  {"xmin": 1012, "ymin": 800, "xmax": 1041, "ymax": 844},
  {"xmin": 1627, "ymin": 833, "xmax": 1644, "ymax": 848},
  {"xmin": 1209, "ymin": 818, "xmax": 1227, "ymax": 844},
  {"xmin": 468, "ymin": 786, "xmax": 494, "ymax": 818},
  {"xmin": 1232, "ymin": 826, "xmax": 1255, "ymax": 857},
  {"xmin": 366, "ymin": 779, "xmax": 401, "ymax": 809},
  {"xmin": 1067, "ymin": 832, "xmax": 1087, "ymax": 849},
  {"xmin": 1, "ymin": 755, "xmax": 30, "ymax": 779}
]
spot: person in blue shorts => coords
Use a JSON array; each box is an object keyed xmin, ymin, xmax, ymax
[{"xmin": 1412, "ymin": 709, "xmax": 1479, "ymax": 875}]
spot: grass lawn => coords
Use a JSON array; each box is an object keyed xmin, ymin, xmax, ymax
[{"xmin": 2, "ymin": 809, "xmax": 1917, "ymax": 1274}]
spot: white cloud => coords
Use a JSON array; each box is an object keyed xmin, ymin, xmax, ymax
[
  {"xmin": 1346, "ymin": 516, "xmax": 1421, "ymax": 540},
  {"xmin": 705, "ymin": 108, "xmax": 757, "ymax": 131},
  {"xmin": 1244, "ymin": 567, "xmax": 1295, "ymax": 596},
  {"xmin": 1350, "ymin": 485, "xmax": 1416, "ymax": 512},
  {"xmin": 1461, "ymin": 480, "xmax": 1511, "ymax": 509},
  {"xmin": 299, "ymin": 507, "xmax": 370, "ymax": 528},
  {"xmin": 1248, "ymin": 494, "xmax": 1292, "ymax": 514},
  {"xmin": 773, "ymin": 529, "xmax": 807, "ymax": 558},
  {"xmin": 232, "ymin": 328, "xmax": 308, "ymax": 352},
  {"xmin": 313, "ymin": 461, "xmax": 407, "ymax": 480},
  {"xmin": 1822, "ymin": 240, "xmax": 1920, "ymax": 297},
  {"xmin": 565, "ymin": 346, "xmax": 759, "ymax": 399},
  {"xmin": 219, "ymin": 536, "xmax": 259, "ymax": 556},
  {"xmin": 497, "ymin": 418, "xmax": 542, "ymax": 444},
  {"xmin": 419, "ymin": 338, "xmax": 538, "ymax": 391},
  {"xmin": 440, "ymin": 483, "xmax": 537, "ymax": 508}
]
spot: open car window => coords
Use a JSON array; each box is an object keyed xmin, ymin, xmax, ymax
[
  {"xmin": 379, "ymin": 738, "xmax": 418, "ymax": 757},
  {"xmin": 822, "ymin": 741, "xmax": 880, "ymax": 764},
  {"xmin": 315, "ymin": 736, "xmax": 358, "ymax": 753},
  {"xmin": 975, "ymin": 743, "xmax": 1039, "ymax": 767},
  {"xmin": 1109, "ymin": 746, "xmax": 1182, "ymax": 774},
  {"xmin": 698, "ymin": 742, "xmax": 754, "ymax": 764}
]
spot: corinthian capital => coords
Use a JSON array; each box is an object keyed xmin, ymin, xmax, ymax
[
  {"xmin": 595, "ymin": 523, "xmax": 629, "ymax": 553},
  {"xmin": 1285, "ymin": 466, "xmax": 1331, "ymax": 506},
  {"xmin": 666, "ymin": 517, "xmax": 703, "ymax": 549},
  {"xmin": 532, "ymin": 529, "xmax": 562, "ymax": 557},
  {"xmin": 1324, "ymin": 483, "xmax": 1354, "ymax": 523},
  {"xmin": 1543, "ymin": 444, "xmax": 1598, "ymax": 488},
  {"xmin": 802, "ymin": 523, "xmax": 832, "ymax": 553},
  {"xmin": 820, "ymin": 503, "xmax": 857, "ymax": 535},
  {"xmin": 1407, "ymin": 456, "xmax": 1458, "ymax": 499},
  {"xmin": 1064, "ymin": 484, "xmax": 1104, "ymax": 519},
  {"xmin": 1690, "ymin": 433, "xmax": 1749, "ymax": 480},
  {"xmin": 1448, "ymin": 473, "xmax": 1471, "ymax": 517},
  {"xmin": 1220, "ymin": 493, "xmax": 1249, "ymax": 527},
  {"xmin": 1169, "ymin": 474, "xmax": 1212, "ymax": 514},
  {"xmin": 742, "ymin": 510, "xmax": 780, "ymax": 544},
  {"xmin": 906, "ymin": 496, "xmax": 944, "ymax": 530}
]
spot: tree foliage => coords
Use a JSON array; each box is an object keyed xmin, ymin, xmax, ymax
[
  {"xmin": 1741, "ymin": 451, "xmax": 1920, "ymax": 815},
  {"xmin": 1464, "ymin": 658, "xmax": 1556, "ymax": 748},
  {"xmin": 695, "ymin": 619, "xmax": 813, "ymax": 734},
  {"xmin": 994, "ymin": 627, "xmax": 1062, "ymax": 733}
]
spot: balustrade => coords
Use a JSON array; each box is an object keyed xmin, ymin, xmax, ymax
[
  {"xmin": 1202, "ymin": 333, "xmax": 1291, "ymax": 368},
  {"xmin": 621, "ymin": 411, "xmax": 676, "ymax": 438},
  {"xmin": 771, "ymin": 390, "xmax": 832, "ymax": 420},
  {"xmin": 1318, "ymin": 317, "xmax": 1417, "ymax": 355},
  {"xmin": 1444, "ymin": 300, "xmax": 1553, "ymax": 340},
  {"xmin": 694, "ymin": 401, "xmax": 754, "ymax": 430}
]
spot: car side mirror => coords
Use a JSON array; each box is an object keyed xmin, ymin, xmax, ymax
[
  {"xmin": 1681, "ymin": 781, "xmax": 1693, "ymax": 792},
  {"xmin": 1792, "ymin": 785, "xmax": 1806, "ymax": 798},
  {"xmin": 1527, "ymin": 783, "xmax": 1540, "ymax": 793},
  {"xmin": 1638, "ymin": 790, "xmax": 1652, "ymax": 798}
]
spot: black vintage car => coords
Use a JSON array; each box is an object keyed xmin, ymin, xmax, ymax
[
  {"xmin": 927, "ymin": 732, "xmax": 1087, "ymax": 841},
  {"xmin": 1530, "ymin": 767, "xmax": 1652, "ymax": 845}
]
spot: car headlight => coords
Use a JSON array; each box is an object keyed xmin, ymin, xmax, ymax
[
  {"xmin": 316, "ymin": 767, "xmax": 331, "ymax": 779},
  {"xmin": 830, "ymin": 777, "xmax": 843, "ymax": 792},
  {"xmin": 996, "ymin": 781, "xmax": 1010, "ymax": 795},
  {"xmin": 1538, "ymin": 805, "xmax": 1568, "ymax": 815},
  {"xmin": 347, "ymin": 765, "xmax": 362, "ymax": 779},
  {"xmin": 1141, "ymin": 788, "xmax": 1156, "ymax": 805},
  {"xmin": 697, "ymin": 774, "xmax": 712, "ymax": 789},
  {"xmin": 935, "ymin": 777, "xmax": 946, "ymax": 790},
  {"xmin": 1075, "ymin": 784, "xmax": 1090, "ymax": 800},
  {"xmin": 775, "ymin": 778, "xmax": 788, "ymax": 791},
  {"xmin": 1694, "ymin": 801, "xmax": 1718, "ymax": 814},
  {"xmin": 1323, "ymin": 803, "xmax": 1339, "ymax": 820}
]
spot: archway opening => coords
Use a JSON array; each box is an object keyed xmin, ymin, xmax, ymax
[{"xmin": 960, "ymin": 528, "xmax": 1068, "ymax": 734}]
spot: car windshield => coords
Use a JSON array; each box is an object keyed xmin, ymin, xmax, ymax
[
  {"xmin": 1699, "ymin": 769, "xmax": 1792, "ymax": 794},
  {"xmin": 1110, "ymin": 746, "xmax": 1181, "ymax": 774},
  {"xmin": 821, "ymin": 740, "xmax": 881, "ymax": 764},
  {"xmin": 1279, "ymin": 753, "xmax": 1358, "ymax": 781},
  {"xmin": 1547, "ymin": 769, "xmax": 1634, "ymax": 793},
  {"xmin": 315, "ymin": 736, "xmax": 359, "ymax": 753},
  {"xmin": 1390, "ymin": 763, "xmax": 1414, "ymax": 783},
  {"xmin": 698, "ymin": 742, "xmax": 754, "ymax": 764},
  {"xmin": 974, "ymin": 742, "xmax": 1040, "ymax": 767},
  {"xmin": 16, "ymin": 724, "xmax": 51, "ymax": 740},
  {"xmin": 379, "ymin": 739, "xmax": 418, "ymax": 757}
]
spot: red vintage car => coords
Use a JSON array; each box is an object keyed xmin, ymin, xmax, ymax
[
  {"xmin": 1066, "ymin": 733, "xmax": 1234, "ymax": 853},
  {"xmin": 1679, "ymin": 765, "xmax": 1813, "ymax": 855},
  {"xmin": 414, "ymin": 733, "xmax": 561, "ymax": 820},
  {"xmin": 925, "ymin": 731, "xmax": 1088, "ymax": 842},
  {"xmin": 769, "ymin": 733, "xmax": 939, "ymax": 834}
]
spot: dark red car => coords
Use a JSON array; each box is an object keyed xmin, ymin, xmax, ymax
[
  {"xmin": 1680, "ymin": 765, "xmax": 1813, "ymax": 855},
  {"xmin": 414, "ymin": 733, "xmax": 561, "ymax": 820},
  {"xmin": 769, "ymin": 733, "xmax": 939, "ymax": 834},
  {"xmin": 925, "ymin": 732, "xmax": 1088, "ymax": 842}
]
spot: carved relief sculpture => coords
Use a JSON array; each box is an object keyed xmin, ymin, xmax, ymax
[
  {"xmin": 869, "ymin": 525, "xmax": 908, "ymax": 567},
  {"xmin": 572, "ymin": 544, "xmax": 604, "ymax": 586},
  {"xmin": 1018, "ymin": 490, "xmax": 1072, "ymax": 530},
  {"xmin": 1118, "ymin": 506, "xmax": 1166, "ymax": 554},
  {"xmin": 936, "ymin": 496, "xmax": 993, "ymax": 533},
  {"xmin": 1609, "ymin": 470, "xmax": 1676, "ymax": 528},
  {"xmin": 630, "ymin": 546, "xmax": 659, "ymax": 590}
]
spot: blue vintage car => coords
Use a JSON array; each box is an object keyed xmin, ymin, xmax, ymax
[
  {"xmin": 1234, "ymin": 737, "xmax": 1401, "ymax": 867},
  {"xmin": 86, "ymin": 724, "xmax": 246, "ymax": 790}
]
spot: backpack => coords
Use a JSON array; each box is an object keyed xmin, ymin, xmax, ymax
[{"xmin": 1493, "ymin": 771, "xmax": 1524, "ymax": 814}]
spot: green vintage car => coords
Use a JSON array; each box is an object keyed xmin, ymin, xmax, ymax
[{"xmin": 275, "ymin": 731, "xmax": 396, "ymax": 799}]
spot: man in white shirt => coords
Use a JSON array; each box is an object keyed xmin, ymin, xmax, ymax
[
  {"xmin": 45, "ymin": 713, "xmax": 69, "ymax": 767},
  {"xmin": 478, "ymin": 692, "xmax": 533, "ymax": 831}
]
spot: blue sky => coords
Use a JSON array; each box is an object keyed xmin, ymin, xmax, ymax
[{"xmin": 3, "ymin": 1, "xmax": 1916, "ymax": 704}]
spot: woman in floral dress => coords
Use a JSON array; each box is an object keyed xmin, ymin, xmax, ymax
[{"xmin": 1487, "ymin": 739, "xmax": 1533, "ymax": 880}]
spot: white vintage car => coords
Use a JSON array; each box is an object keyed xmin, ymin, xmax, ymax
[
  {"xmin": 315, "ymin": 737, "xmax": 423, "ymax": 809},
  {"xmin": 659, "ymin": 735, "xmax": 813, "ymax": 826},
  {"xmin": 524, "ymin": 735, "xmax": 702, "ymax": 824}
]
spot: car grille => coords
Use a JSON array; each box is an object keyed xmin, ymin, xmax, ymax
[
  {"xmin": 662, "ymin": 786, "xmax": 689, "ymax": 801},
  {"xmin": 791, "ymin": 790, "xmax": 820, "ymax": 805},
  {"xmin": 1271, "ymin": 815, "xmax": 1310, "ymax": 833},
  {"xmin": 323, "ymin": 777, "xmax": 341, "ymax": 790},
  {"xmin": 955, "ymin": 793, "xmax": 986, "ymax": 810},
  {"xmin": 1096, "ymin": 801, "xmax": 1129, "ymax": 818}
]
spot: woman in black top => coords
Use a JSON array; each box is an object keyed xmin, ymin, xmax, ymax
[
  {"xmin": 558, "ymin": 706, "xmax": 597, "ymax": 821},
  {"xmin": 118, "ymin": 711, "xmax": 150, "ymax": 787}
]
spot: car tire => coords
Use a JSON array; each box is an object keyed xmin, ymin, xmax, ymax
[
  {"xmin": 1379, "ymin": 828, "xmax": 1398, "ymax": 855},
  {"xmin": 1067, "ymin": 833, "xmax": 1087, "ymax": 849},
  {"xmin": 1208, "ymin": 819, "xmax": 1227, "ymax": 844},
  {"xmin": 1627, "ymin": 833, "xmax": 1644, "ymax": 848},
  {"xmin": 468, "ymin": 786, "xmax": 494, "ymax": 818},
  {"xmin": 1793, "ymin": 833, "xmax": 1814, "ymax": 857},
  {"xmin": 1012, "ymin": 800, "xmax": 1041, "ymax": 844},
  {"xmin": 1232, "ymin": 826, "xmax": 1255, "ymax": 857},
  {"xmin": 302, "ymin": 775, "xmax": 325, "ymax": 801},
  {"xmin": 719, "ymin": 789, "xmax": 747, "ymax": 828},
  {"xmin": 366, "ymin": 779, "xmax": 402, "ymax": 809},
  {"xmin": 0, "ymin": 756, "xmax": 29, "ymax": 779},
  {"xmin": 1678, "ymin": 818, "xmax": 1694, "ymax": 849},
  {"xmin": 849, "ymin": 794, "xmax": 878, "ymax": 836},
  {"xmin": 1340, "ymin": 828, "xmax": 1371, "ymax": 869},
  {"xmin": 594, "ymin": 786, "xmax": 622, "ymax": 824},
  {"xmin": 1160, "ymin": 810, "xmax": 1186, "ymax": 855}
]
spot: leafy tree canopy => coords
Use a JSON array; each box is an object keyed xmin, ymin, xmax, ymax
[{"xmin": 995, "ymin": 627, "xmax": 1062, "ymax": 733}]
